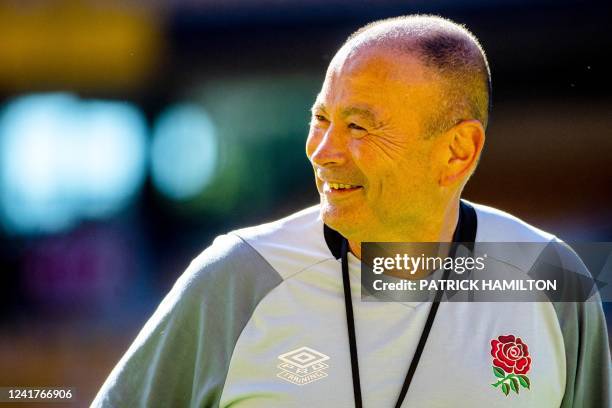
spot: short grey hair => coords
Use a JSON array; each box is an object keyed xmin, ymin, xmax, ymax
[{"xmin": 346, "ymin": 15, "xmax": 491, "ymax": 137}]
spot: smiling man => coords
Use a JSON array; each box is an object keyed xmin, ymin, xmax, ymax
[
  {"xmin": 93, "ymin": 15, "xmax": 610, "ymax": 408},
  {"xmin": 307, "ymin": 19, "xmax": 488, "ymax": 254}
]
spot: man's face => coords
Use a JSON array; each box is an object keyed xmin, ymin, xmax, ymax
[{"xmin": 306, "ymin": 46, "xmax": 447, "ymax": 240}]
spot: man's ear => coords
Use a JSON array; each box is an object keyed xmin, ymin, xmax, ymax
[{"xmin": 439, "ymin": 119, "xmax": 485, "ymax": 187}]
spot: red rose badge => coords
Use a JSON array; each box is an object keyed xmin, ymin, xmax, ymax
[{"xmin": 490, "ymin": 334, "xmax": 531, "ymax": 396}]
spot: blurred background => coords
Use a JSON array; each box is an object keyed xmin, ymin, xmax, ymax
[{"xmin": 0, "ymin": 0, "xmax": 610, "ymax": 405}]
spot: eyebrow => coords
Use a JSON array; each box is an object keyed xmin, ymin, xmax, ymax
[
  {"xmin": 311, "ymin": 103, "xmax": 380, "ymax": 127},
  {"xmin": 340, "ymin": 106, "xmax": 378, "ymax": 126},
  {"xmin": 310, "ymin": 102, "xmax": 327, "ymax": 114}
]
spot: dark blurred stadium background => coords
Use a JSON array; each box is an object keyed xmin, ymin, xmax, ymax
[{"xmin": 0, "ymin": 0, "xmax": 610, "ymax": 405}]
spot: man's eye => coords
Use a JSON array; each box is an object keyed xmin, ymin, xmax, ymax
[{"xmin": 348, "ymin": 123, "xmax": 366, "ymax": 131}]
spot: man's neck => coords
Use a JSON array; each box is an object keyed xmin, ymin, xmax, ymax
[{"xmin": 347, "ymin": 200, "xmax": 460, "ymax": 260}]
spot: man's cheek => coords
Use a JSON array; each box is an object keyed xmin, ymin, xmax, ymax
[{"xmin": 352, "ymin": 137, "xmax": 405, "ymax": 167}]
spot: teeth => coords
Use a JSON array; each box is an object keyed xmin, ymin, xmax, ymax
[{"xmin": 328, "ymin": 182, "xmax": 357, "ymax": 190}]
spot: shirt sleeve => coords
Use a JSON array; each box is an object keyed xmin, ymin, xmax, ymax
[
  {"xmin": 553, "ymin": 298, "xmax": 611, "ymax": 408},
  {"xmin": 91, "ymin": 234, "xmax": 282, "ymax": 408},
  {"xmin": 547, "ymin": 240, "xmax": 612, "ymax": 407}
]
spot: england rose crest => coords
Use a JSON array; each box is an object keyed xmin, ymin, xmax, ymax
[{"xmin": 490, "ymin": 334, "xmax": 531, "ymax": 396}]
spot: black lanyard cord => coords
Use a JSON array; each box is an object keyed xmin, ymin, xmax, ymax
[
  {"xmin": 393, "ymin": 267, "xmax": 450, "ymax": 408},
  {"xmin": 341, "ymin": 238, "xmax": 363, "ymax": 408},
  {"xmin": 341, "ymin": 238, "xmax": 451, "ymax": 408}
]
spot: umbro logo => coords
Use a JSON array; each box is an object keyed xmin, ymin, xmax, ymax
[{"xmin": 277, "ymin": 346, "xmax": 330, "ymax": 386}]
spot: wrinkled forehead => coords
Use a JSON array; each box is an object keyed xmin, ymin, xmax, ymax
[{"xmin": 317, "ymin": 44, "xmax": 437, "ymax": 105}]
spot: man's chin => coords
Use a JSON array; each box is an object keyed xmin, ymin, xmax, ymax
[{"xmin": 320, "ymin": 204, "xmax": 360, "ymax": 236}]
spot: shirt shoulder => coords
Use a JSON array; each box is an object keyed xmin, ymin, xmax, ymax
[
  {"xmin": 469, "ymin": 200, "xmax": 560, "ymax": 276},
  {"xmin": 92, "ymin": 233, "xmax": 284, "ymax": 408},
  {"xmin": 230, "ymin": 204, "xmax": 334, "ymax": 280},
  {"xmin": 470, "ymin": 200, "xmax": 556, "ymax": 243}
]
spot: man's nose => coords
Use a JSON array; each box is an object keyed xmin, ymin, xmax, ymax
[{"xmin": 310, "ymin": 126, "xmax": 348, "ymax": 167}]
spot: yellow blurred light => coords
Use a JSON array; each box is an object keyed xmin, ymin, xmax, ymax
[{"xmin": 0, "ymin": 1, "xmax": 163, "ymax": 92}]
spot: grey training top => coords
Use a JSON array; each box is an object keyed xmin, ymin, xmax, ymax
[{"xmin": 92, "ymin": 201, "xmax": 611, "ymax": 407}]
